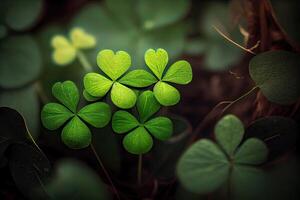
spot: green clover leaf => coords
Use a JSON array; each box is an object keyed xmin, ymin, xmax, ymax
[
  {"xmin": 177, "ymin": 114, "xmax": 268, "ymax": 194},
  {"xmin": 112, "ymin": 91, "xmax": 173, "ymax": 154},
  {"xmin": 144, "ymin": 48, "xmax": 193, "ymax": 106},
  {"xmin": 41, "ymin": 81, "xmax": 111, "ymax": 149},
  {"xmin": 84, "ymin": 49, "xmax": 154, "ymax": 109}
]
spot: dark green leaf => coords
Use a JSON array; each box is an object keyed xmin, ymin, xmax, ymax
[
  {"xmin": 145, "ymin": 116, "xmax": 173, "ymax": 140},
  {"xmin": 112, "ymin": 110, "xmax": 139, "ymax": 134},
  {"xmin": 249, "ymin": 50, "xmax": 300, "ymax": 104}
]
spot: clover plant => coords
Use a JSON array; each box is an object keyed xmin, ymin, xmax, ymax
[
  {"xmin": 51, "ymin": 27, "xmax": 96, "ymax": 67},
  {"xmin": 112, "ymin": 90, "xmax": 173, "ymax": 154},
  {"xmin": 177, "ymin": 114, "xmax": 268, "ymax": 194},
  {"xmin": 41, "ymin": 81, "xmax": 111, "ymax": 149}
]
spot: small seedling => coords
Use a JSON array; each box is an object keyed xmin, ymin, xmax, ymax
[
  {"xmin": 177, "ymin": 114, "xmax": 268, "ymax": 194},
  {"xmin": 112, "ymin": 90, "xmax": 173, "ymax": 154},
  {"xmin": 41, "ymin": 81, "xmax": 111, "ymax": 149},
  {"xmin": 51, "ymin": 27, "xmax": 96, "ymax": 68}
]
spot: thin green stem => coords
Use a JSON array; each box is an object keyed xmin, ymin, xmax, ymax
[
  {"xmin": 77, "ymin": 50, "xmax": 93, "ymax": 72},
  {"xmin": 221, "ymin": 86, "xmax": 259, "ymax": 115},
  {"xmin": 138, "ymin": 154, "xmax": 143, "ymax": 185},
  {"xmin": 91, "ymin": 144, "xmax": 120, "ymax": 200}
]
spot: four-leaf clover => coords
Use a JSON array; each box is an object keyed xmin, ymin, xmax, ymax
[
  {"xmin": 41, "ymin": 81, "xmax": 111, "ymax": 149},
  {"xmin": 83, "ymin": 49, "xmax": 157, "ymax": 109},
  {"xmin": 51, "ymin": 27, "xmax": 96, "ymax": 66},
  {"xmin": 177, "ymin": 114, "xmax": 268, "ymax": 194},
  {"xmin": 112, "ymin": 90, "xmax": 173, "ymax": 154},
  {"xmin": 144, "ymin": 48, "xmax": 193, "ymax": 106}
]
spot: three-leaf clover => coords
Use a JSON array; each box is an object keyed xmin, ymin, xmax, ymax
[
  {"xmin": 144, "ymin": 48, "xmax": 193, "ymax": 106},
  {"xmin": 177, "ymin": 114, "xmax": 268, "ymax": 194},
  {"xmin": 41, "ymin": 81, "xmax": 111, "ymax": 149},
  {"xmin": 83, "ymin": 49, "xmax": 157, "ymax": 109},
  {"xmin": 112, "ymin": 90, "xmax": 173, "ymax": 154},
  {"xmin": 51, "ymin": 27, "xmax": 96, "ymax": 66}
]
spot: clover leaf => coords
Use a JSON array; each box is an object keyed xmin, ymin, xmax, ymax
[
  {"xmin": 84, "ymin": 49, "xmax": 157, "ymax": 109},
  {"xmin": 41, "ymin": 81, "xmax": 111, "ymax": 149},
  {"xmin": 112, "ymin": 90, "xmax": 173, "ymax": 154},
  {"xmin": 51, "ymin": 27, "xmax": 96, "ymax": 66},
  {"xmin": 177, "ymin": 114, "xmax": 268, "ymax": 194},
  {"xmin": 144, "ymin": 48, "xmax": 193, "ymax": 106}
]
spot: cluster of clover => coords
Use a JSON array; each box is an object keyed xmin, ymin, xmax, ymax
[{"xmin": 41, "ymin": 28, "xmax": 193, "ymax": 155}]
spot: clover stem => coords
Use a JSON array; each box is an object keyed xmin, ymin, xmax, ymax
[
  {"xmin": 221, "ymin": 86, "xmax": 259, "ymax": 115},
  {"xmin": 77, "ymin": 50, "xmax": 93, "ymax": 72},
  {"xmin": 138, "ymin": 154, "xmax": 143, "ymax": 185},
  {"xmin": 90, "ymin": 144, "xmax": 120, "ymax": 200}
]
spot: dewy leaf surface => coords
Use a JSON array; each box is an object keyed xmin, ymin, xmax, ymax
[
  {"xmin": 145, "ymin": 48, "xmax": 169, "ymax": 79},
  {"xmin": 61, "ymin": 116, "xmax": 91, "ymax": 149},
  {"xmin": 137, "ymin": 90, "xmax": 161, "ymax": 123},
  {"xmin": 118, "ymin": 69, "xmax": 157, "ymax": 87},
  {"xmin": 97, "ymin": 49, "xmax": 131, "ymax": 80},
  {"xmin": 145, "ymin": 117, "xmax": 173, "ymax": 141},
  {"xmin": 41, "ymin": 103, "xmax": 74, "ymax": 130},
  {"xmin": 163, "ymin": 60, "xmax": 192, "ymax": 84},
  {"xmin": 122, "ymin": 127, "xmax": 153, "ymax": 154},
  {"xmin": 52, "ymin": 81, "xmax": 79, "ymax": 113},
  {"xmin": 215, "ymin": 114, "xmax": 244, "ymax": 156},
  {"xmin": 249, "ymin": 50, "xmax": 300, "ymax": 105},
  {"xmin": 153, "ymin": 81, "xmax": 180, "ymax": 106},
  {"xmin": 177, "ymin": 139, "xmax": 229, "ymax": 194},
  {"xmin": 84, "ymin": 73, "xmax": 113, "ymax": 97},
  {"xmin": 111, "ymin": 82, "xmax": 137, "ymax": 109},
  {"xmin": 234, "ymin": 138, "xmax": 268, "ymax": 165},
  {"xmin": 78, "ymin": 102, "xmax": 111, "ymax": 128},
  {"xmin": 112, "ymin": 111, "xmax": 139, "ymax": 134}
]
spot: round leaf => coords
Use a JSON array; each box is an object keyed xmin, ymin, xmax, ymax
[
  {"xmin": 137, "ymin": 0, "xmax": 189, "ymax": 29},
  {"xmin": 162, "ymin": 60, "xmax": 193, "ymax": 84},
  {"xmin": 177, "ymin": 139, "xmax": 230, "ymax": 194},
  {"xmin": 145, "ymin": 48, "xmax": 169, "ymax": 79},
  {"xmin": 112, "ymin": 110, "xmax": 139, "ymax": 134},
  {"xmin": 9, "ymin": 143, "xmax": 50, "ymax": 199},
  {"xmin": 97, "ymin": 49, "xmax": 131, "ymax": 80},
  {"xmin": 41, "ymin": 103, "xmax": 74, "ymax": 130},
  {"xmin": 153, "ymin": 81, "xmax": 180, "ymax": 106},
  {"xmin": 110, "ymin": 82, "xmax": 137, "ymax": 109},
  {"xmin": 84, "ymin": 73, "xmax": 113, "ymax": 97},
  {"xmin": 145, "ymin": 116, "xmax": 173, "ymax": 140},
  {"xmin": 137, "ymin": 90, "xmax": 161, "ymax": 123},
  {"xmin": 118, "ymin": 69, "xmax": 157, "ymax": 87},
  {"xmin": 234, "ymin": 138, "xmax": 268, "ymax": 165},
  {"xmin": 249, "ymin": 50, "xmax": 300, "ymax": 105},
  {"xmin": 0, "ymin": 35, "xmax": 42, "ymax": 89},
  {"xmin": 61, "ymin": 116, "xmax": 91, "ymax": 149},
  {"xmin": 83, "ymin": 90, "xmax": 101, "ymax": 102},
  {"xmin": 215, "ymin": 114, "xmax": 244, "ymax": 157},
  {"xmin": 46, "ymin": 159, "xmax": 109, "ymax": 200},
  {"xmin": 3, "ymin": 0, "xmax": 43, "ymax": 31},
  {"xmin": 78, "ymin": 102, "xmax": 111, "ymax": 128},
  {"xmin": 122, "ymin": 127, "xmax": 153, "ymax": 154},
  {"xmin": 52, "ymin": 81, "xmax": 79, "ymax": 113}
]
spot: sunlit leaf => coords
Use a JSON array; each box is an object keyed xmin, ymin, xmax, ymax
[
  {"xmin": 97, "ymin": 49, "xmax": 131, "ymax": 80},
  {"xmin": 153, "ymin": 81, "xmax": 180, "ymax": 106},
  {"xmin": 145, "ymin": 48, "xmax": 168, "ymax": 79},
  {"xmin": 163, "ymin": 60, "xmax": 192, "ymax": 84},
  {"xmin": 112, "ymin": 110, "xmax": 139, "ymax": 134},
  {"xmin": 51, "ymin": 35, "xmax": 76, "ymax": 66},
  {"xmin": 84, "ymin": 73, "xmax": 113, "ymax": 97},
  {"xmin": 123, "ymin": 127, "xmax": 153, "ymax": 154},
  {"xmin": 70, "ymin": 27, "xmax": 96, "ymax": 49},
  {"xmin": 78, "ymin": 102, "xmax": 111, "ymax": 128},
  {"xmin": 83, "ymin": 90, "xmax": 101, "ymax": 102},
  {"xmin": 110, "ymin": 82, "xmax": 137, "ymax": 109},
  {"xmin": 118, "ymin": 69, "xmax": 157, "ymax": 87}
]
